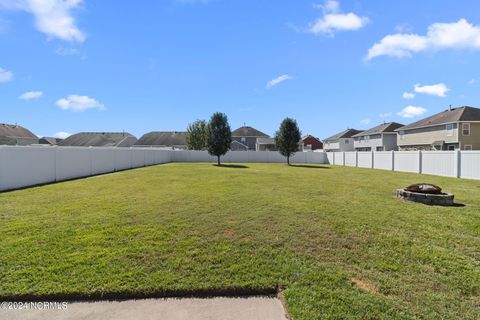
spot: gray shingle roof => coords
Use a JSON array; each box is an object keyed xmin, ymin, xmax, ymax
[
  {"xmin": 232, "ymin": 126, "xmax": 269, "ymax": 138},
  {"xmin": 352, "ymin": 122, "xmax": 404, "ymax": 137},
  {"xmin": 324, "ymin": 129, "xmax": 363, "ymax": 142},
  {"xmin": 58, "ymin": 132, "xmax": 136, "ymax": 147},
  {"xmin": 134, "ymin": 131, "xmax": 187, "ymax": 146},
  {"xmin": 396, "ymin": 106, "xmax": 480, "ymax": 131},
  {"xmin": 39, "ymin": 137, "xmax": 63, "ymax": 145},
  {"xmin": 0, "ymin": 123, "xmax": 37, "ymax": 139}
]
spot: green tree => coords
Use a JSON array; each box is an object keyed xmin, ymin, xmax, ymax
[
  {"xmin": 275, "ymin": 117, "xmax": 301, "ymax": 165},
  {"xmin": 186, "ymin": 120, "xmax": 208, "ymax": 150},
  {"xmin": 206, "ymin": 112, "xmax": 232, "ymax": 166}
]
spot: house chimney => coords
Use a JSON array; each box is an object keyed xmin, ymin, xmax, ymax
[{"xmin": 449, "ymin": 105, "xmax": 452, "ymax": 111}]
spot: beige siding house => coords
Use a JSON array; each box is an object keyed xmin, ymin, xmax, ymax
[{"xmin": 395, "ymin": 106, "xmax": 480, "ymax": 151}]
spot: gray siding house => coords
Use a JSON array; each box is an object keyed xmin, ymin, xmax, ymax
[
  {"xmin": 231, "ymin": 126, "xmax": 270, "ymax": 151},
  {"xmin": 353, "ymin": 122, "xmax": 404, "ymax": 151},
  {"xmin": 59, "ymin": 132, "xmax": 137, "ymax": 147},
  {"xmin": 0, "ymin": 123, "xmax": 38, "ymax": 145},
  {"xmin": 324, "ymin": 129, "xmax": 362, "ymax": 152},
  {"xmin": 395, "ymin": 106, "xmax": 480, "ymax": 151}
]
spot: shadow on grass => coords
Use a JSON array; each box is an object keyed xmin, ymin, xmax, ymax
[
  {"xmin": 213, "ymin": 164, "xmax": 249, "ymax": 169},
  {"xmin": 289, "ymin": 164, "xmax": 330, "ymax": 169}
]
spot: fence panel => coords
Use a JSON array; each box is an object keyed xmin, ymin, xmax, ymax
[
  {"xmin": 0, "ymin": 146, "xmax": 56, "ymax": 190},
  {"xmin": 422, "ymin": 151, "xmax": 456, "ymax": 177},
  {"xmin": 460, "ymin": 151, "xmax": 480, "ymax": 179},
  {"xmin": 115, "ymin": 148, "xmax": 133, "ymax": 171},
  {"xmin": 373, "ymin": 152, "xmax": 393, "ymax": 171},
  {"xmin": 334, "ymin": 152, "xmax": 344, "ymax": 165},
  {"xmin": 344, "ymin": 152, "xmax": 357, "ymax": 167},
  {"xmin": 326, "ymin": 152, "xmax": 334, "ymax": 164},
  {"xmin": 91, "ymin": 148, "xmax": 115, "ymax": 175},
  {"xmin": 144, "ymin": 149, "xmax": 156, "ymax": 166},
  {"xmin": 357, "ymin": 152, "xmax": 372, "ymax": 168},
  {"xmin": 394, "ymin": 151, "xmax": 419, "ymax": 173},
  {"xmin": 131, "ymin": 149, "xmax": 146, "ymax": 167},
  {"xmin": 56, "ymin": 147, "xmax": 92, "ymax": 181}
]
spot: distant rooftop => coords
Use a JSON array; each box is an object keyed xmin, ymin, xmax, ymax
[
  {"xmin": 58, "ymin": 132, "xmax": 136, "ymax": 147},
  {"xmin": 396, "ymin": 106, "xmax": 480, "ymax": 131},
  {"xmin": 324, "ymin": 128, "xmax": 362, "ymax": 142},
  {"xmin": 135, "ymin": 131, "xmax": 187, "ymax": 146},
  {"xmin": 353, "ymin": 122, "xmax": 404, "ymax": 137},
  {"xmin": 232, "ymin": 126, "xmax": 269, "ymax": 138},
  {"xmin": 0, "ymin": 123, "xmax": 37, "ymax": 139}
]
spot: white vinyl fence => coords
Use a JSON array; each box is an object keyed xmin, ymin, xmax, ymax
[
  {"xmin": 0, "ymin": 147, "xmax": 328, "ymax": 191},
  {"xmin": 326, "ymin": 150, "xmax": 480, "ymax": 180}
]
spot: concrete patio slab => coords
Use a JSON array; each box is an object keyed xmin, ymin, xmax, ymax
[{"xmin": 1, "ymin": 297, "xmax": 289, "ymax": 320}]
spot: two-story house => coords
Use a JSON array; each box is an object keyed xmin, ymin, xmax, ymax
[
  {"xmin": 352, "ymin": 122, "xmax": 404, "ymax": 151},
  {"xmin": 395, "ymin": 106, "xmax": 480, "ymax": 151},
  {"xmin": 231, "ymin": 126, "xmax": 270, "ymax": 151},
  {"xmin": 323, "ymin": 129, "xmax": 362, "ymax": 152}
]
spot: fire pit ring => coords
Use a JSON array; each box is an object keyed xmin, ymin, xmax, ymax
[{"xmin": 397, "ymin": 183, "xmax": 454, "ymax": 206}]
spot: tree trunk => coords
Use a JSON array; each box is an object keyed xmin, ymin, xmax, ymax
[
  {"xmin": 287, "ymin": 155, "xmax": 290, "ymax": 166},
  {"xmin": 217, "ymin": 155, "xmax": 220, "ymax": 166}
]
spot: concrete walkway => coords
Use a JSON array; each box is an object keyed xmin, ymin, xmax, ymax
[{"xmin": 2, "ymin": 297, "xmax": 289, "ymax": 320}]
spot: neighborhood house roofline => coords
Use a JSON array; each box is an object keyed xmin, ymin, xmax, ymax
[
  {"xmin": 352, "ymin": 122, "xmax": 404, "ymax": 137},
  {"xmin": 395, "ymin": 106, "xmax": 480, "ymax": 131},
  {"xmin": 231, "ymin": 126, "xmax": 270, "ymax": 138},
  {"xmin": 324, "ymin": 129, "xmax": 363, "ymax": 142}
]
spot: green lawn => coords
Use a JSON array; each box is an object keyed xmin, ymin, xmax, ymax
[{"xmin": 0, "ymin": 163, "xmax": 479, "ymax": 319}]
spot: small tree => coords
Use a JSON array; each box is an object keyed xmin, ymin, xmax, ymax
[
  {"xmin": 275, "ymin": 117, "xmax": 301, "ymax": 165},
  {"xmin": 206, "ymin": 112, "xmax": 232, "ymax": 165},
  {"xmin": 186, "ymin": 120, "xmax": 208, "ymax": 150}
]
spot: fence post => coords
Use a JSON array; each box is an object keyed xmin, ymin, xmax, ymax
[
  {"xmin": 89, "ymin": 146, "xmax": 93, "ymax": 176},
  {"xmin": 54, "ymin": 146, "xmax": 58, "ymax": 182},
  {"xmin": 343, "ymin": 152, "xmax": 346, "ymax": 166},
  {"xmin": 454, "ymin": 150, "xmax": 461, "ymax": 178},
  {"xmin": 391, "ymin": 150, "xmax": 395, "ymax": 171},
  {"xmin": 332, "ymin": 152, "xmax": 335, "ymax": 165},
  {"xmin": 371, "ymin": 151, "xmax": 374, "ymax": 169},
  {"xmin": 355, "ymin": 151, "xmax": 359, "ymax": 167},
  {"xmin": 418, "ymin": 150, "xmax": 422, "ymax": 174}
]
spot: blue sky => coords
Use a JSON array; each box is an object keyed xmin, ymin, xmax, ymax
[{"xmin": 1, "ymin": 0, "xmax": 480, "ymax": 139}]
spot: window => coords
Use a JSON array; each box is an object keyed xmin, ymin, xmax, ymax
[
  {"xmin": 446, "ymin": 124, "xmax": 453, "ymax": 137},
  {"xmin": 464, "ymin": 145, "xmax": 473, "ymax": 151},
  {"xmin": 448, "ymin": 145, "xmax": 455, "ymax": 151},
  {"xmin": 462, "ymin": 123, "xmax": 470, "ymax": 136},
  {"xmin": 365, "ymin": 135, "xmax": 370, "ymax": 141},
  {"xmin": 241, "ymin": 137, "xmax": 246, "ymax": 143},
  {"xmin": 399, "ymin": 131, "xmax": 405, "ymax": 140},
  {"xmin": 345, "ymin": 139, "xmax": 349, "ymax": 144}
]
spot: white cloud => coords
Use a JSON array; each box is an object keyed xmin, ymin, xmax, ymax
[
  {"xmin": 53, "ymin": 131, "xmax": 71, "ymax": 139},
  {"xmin": 367, "ymin": 19, "xmax": 480, "ymax": 60},
  {"xmin": 468, "ymin": 78, "xmax": 477, "ymax": 85},
  {"xmin": 266, "ymin": 74, "xmax": 292, "ymax": 89},
  {"xmin": 360, "ymin": 118, "xmax": 371, "ymax": 125},
  {"xmin": 0, "ymin": 67, "xmax": 12, "ymax": 82},
  {"xmin": 56, "ymin": 94, "xmax": 104, "ymax": 112},
  {"xmin": 19, "ymin": 90, "xmax": 43, "ymax": 100},
  {"xmin": 309, "ymin": 0, "xmax": 368, "ymax": 35},
  {"xmin": 379, "ymin": 112, "xmax": 392, "ymax": 118},
  {"xmin": 397, "ymin": 106, "xmax": 427, "ymax": 118},
  {"xmin": 414, "ymin": 83, "xmax": 449, "ymax": 97},
  {"xmin": 402, "ymin": 92, "xmax": 415, "ymax": 99},
  {"xmin": 0, "ymin": 0, "xmax": 86, "ymax": 42}
]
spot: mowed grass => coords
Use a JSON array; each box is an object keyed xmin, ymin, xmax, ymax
[{"xmin": 0, "ymin": 163, "xmax": 479, "ymax": 319}]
